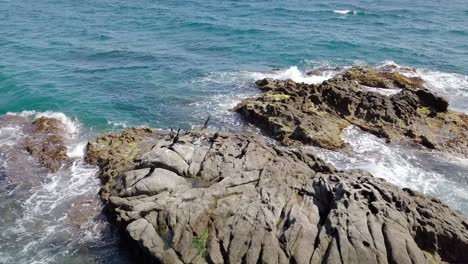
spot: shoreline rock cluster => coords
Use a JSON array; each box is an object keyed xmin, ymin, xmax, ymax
[
  {"xmin": 234, "ymin": 66, "xmax": 468, "ymax": 157},
  {"xmin": 3, "ymin": 66, "xmax": 468, "ymax": 263},
  {"xmin": 83, "ymin": 66, "xmax": 468, "ymax": 263}
]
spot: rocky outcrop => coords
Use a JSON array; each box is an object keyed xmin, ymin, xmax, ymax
[
  {"xmin": 0, "ymin": 115, "xmax": 69, "ymax": 174},
  {"xmin": 23, "ymin": 117, "xmax": 68, "ymax": 172},
  {"xmin": 87, "ymin": 128, "xmax": 468, "ymax": 264},
  {"xmin": 234, "ymin": 68, "xmax": 468, "ymax": 157},
  {"xmin": 85, "ymin": 127, "xmax": 162, "ymax": 200}
]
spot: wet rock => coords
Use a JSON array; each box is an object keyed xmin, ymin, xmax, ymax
[
  {"xmin": 342, "ymin": 66, "xmax": 424, "ymax": 90},
  {"xmin": 88, "ymin": 129, "xmax": 468, "ymax": 263},
  {"xmin": 415, "ymin": 89, "xmax": 449, "ymax": 112},
  {"xmin": 68, "ymin": 198, "xmax": 101, "ymax": 229},
  {"xmin": 234, "ymin": 72, "xmax": 468, "ymax": 157},
  {"xmin": 23, "ymin": 117, "xmax": 69, "ymax": 172}
]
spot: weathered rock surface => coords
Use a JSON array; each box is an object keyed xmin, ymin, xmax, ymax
[
  {"xmin": 85, "ymin": 127, "xmax": 163, "ymax": 199},
  {"xmin": 234, "ymin": 67, "xmax": 468, "ymax": 157},
  {"xmin": 87, "ymin": 128, "xmax": 468, "ymax": 264}
]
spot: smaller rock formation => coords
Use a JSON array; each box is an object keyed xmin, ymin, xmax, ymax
[
  {"xmin": 342, "ymin": 66, "xmax": 424, "ymax": 90},
  {"xmin": 23, "ymin": 117, "xmax": 68, "ymax": 172},
  {"xmin": 234, "ymin": 67, "xmax": 468, "ymax": 157},
  {"xmin": 0, "ymin": 115, "xmax": 69, "ymax": 174}
]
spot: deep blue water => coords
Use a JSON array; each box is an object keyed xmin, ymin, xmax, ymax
[
  {"xmin": 1, "ymin": 0, "xmax": 467, "ymax": 130},
  {"xmin": 1, "ymin": 1, "xmax": 468, "ymax": 263}
]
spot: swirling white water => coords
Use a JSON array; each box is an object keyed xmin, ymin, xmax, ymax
[{"xmin": 0, "ymin": 112, "xmax": 131, "ymax": 263}]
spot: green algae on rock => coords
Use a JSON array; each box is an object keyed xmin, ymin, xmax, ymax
[{"xmin": 85, "ymin": 127, "xmax": 159, "ymax": 200}]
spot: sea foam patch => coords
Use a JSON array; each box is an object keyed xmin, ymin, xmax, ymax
[
  {"xmin": 333, "ymin": 10, "xmax": 356, "ymax": 15},
  {"xmin": 0, "ymin": 111, "xmax": 112, "ymax": 263},
  {"xmin": 313, "ymin": 126, "xmax": 468, "ymax": 212},
  {"xmin": 250, "ymin": 66, "xmax": 339, "ymax": 84}
]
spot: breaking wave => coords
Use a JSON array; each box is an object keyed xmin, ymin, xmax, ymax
[
  {"xmin": 187, "ymin": 66, "xmax": 340, "ymax": 131},
  {"xmin": 333, "ymin": 10, "xmax": 355, "ymax": 15}
]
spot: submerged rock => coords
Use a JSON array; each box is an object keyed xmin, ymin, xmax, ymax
[
  {"xmin": 234, "ymin": 69, "xmax": 468, "ymax": 157},
  {"xmin": 67, "ymin": 197, "xmax": 101, "ymax": 229},
  {"xmin": 87, "ymin": 129, "xmax": 468, "ymax": 264}
]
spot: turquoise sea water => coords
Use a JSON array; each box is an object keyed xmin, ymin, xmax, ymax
[
  {"xmin": 1, "ymin": 1, "xmax": 468, "ymax": 263},
  {"xmin": 1, "ymin": 0, "xmax": 467, "ymax": 130}
]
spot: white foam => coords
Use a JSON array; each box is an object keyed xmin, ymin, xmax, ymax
[
  {"xmin": 374, "ymin": 61, "xmax": 468, "ymax": 112},
  {"xmin": 0, "ymin": 111, "xmax": 109, "ymax": 263},
  {"xmin": 378, "ymin": 60, "xmax": 401, "ymax": 68},
  {"xmin": 313, "ymin": 126, "xmax": 468, "ymax": 212},
  {"xmin": 251, "ymin": 66, "xmax": 337, "ymax": 85},
  {"xmin": 6, "ymin": 110, "xmax": 37, "ymax": 117},
  {"xmin": 67, "ymin": 142, "xmax": 87, "ymax": 159},
  {"xmin": 6, "ymin": 110, "xmax": 80, "ymax": 136},
  {"xmin": 363, "ymin": 86, "xmax": 402, "ymax": 96},
  {"xmin": 375, "ymin": 60, "xmax": 421, "ymax": 77},
  {"xmin": 193, "ymin": 66, "xmax": 336, "ymax": 86},
  {"xmin": 333, "ymin": 10, "xmax": 354, "ymax": 14},
  {"xmin": 107, "ymin": 120, "xmax": 129, "ymax": 129},
  {"xmin": 2, "ymin": 159, "xmax": 103, "ymax": 263},
  {"xmin": 188, "ymin": 66, "xmax": 340, "ymax": 131},
  {"xmin": 0, "ymin": 126, "xmax": 24, "ymax": 147},
  {"xmin": 36, "ymin": 112, "xmax": 79, "ymax": 136},
  {"xmin": 421, "ymin": 70, "xmax": 468, "ymax": 97},
  {"xmin": 376, "ymin": 61, "xmax": 468, "ymax": 98}
]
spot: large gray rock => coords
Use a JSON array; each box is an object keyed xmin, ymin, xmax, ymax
[
  {"xmin": 115, "ymin": 168, "xmax": 189, "ymax": 197},
  {"xmin": 88, "ymin": 129, "xmax": 468, "ymax": 263},
  {"xmin": 140, "ymin": 147, "xmax": 190, "ymax": 176},
  {"xmin": 127, "ymin": 218, "xmax": 183, "ymax": 264}
]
